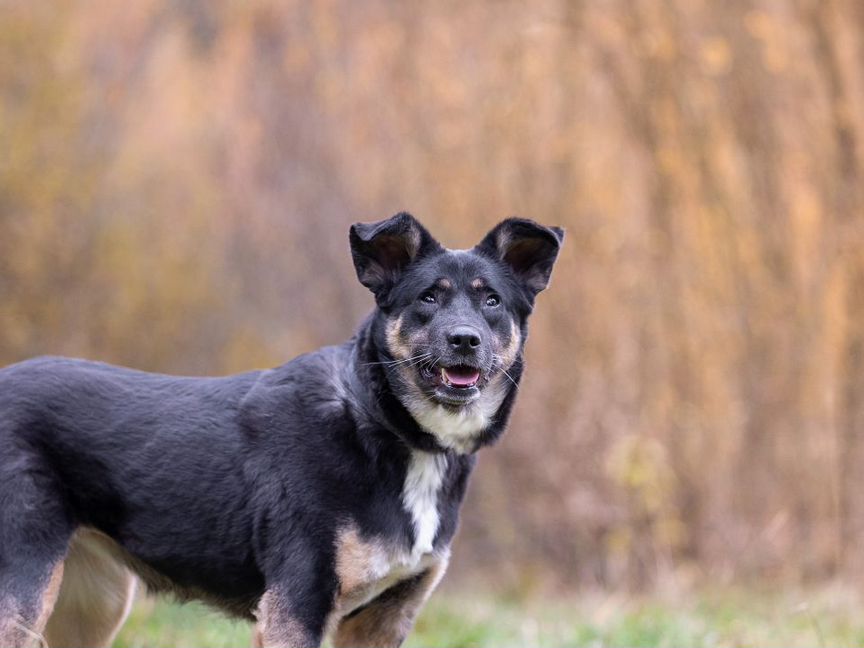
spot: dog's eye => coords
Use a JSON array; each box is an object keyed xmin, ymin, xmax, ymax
[
  {"xmin": 485, "ymin": 294, "xmax": 501, "ymax": 307},
  {"xmin": 419, "ymin": 291, "xmax": 437, "ymax": 304}
]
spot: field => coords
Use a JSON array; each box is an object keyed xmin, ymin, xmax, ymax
[{"xmin": 114, "ymin": 585, "xmax": 864, "ymax": 647}]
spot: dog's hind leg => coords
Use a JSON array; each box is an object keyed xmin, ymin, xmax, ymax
[
  {"xmin": 44, "ymin": 529, "xmax": 137, "ymax": 648},
  {"xmin": 0, "ymin": 561, "xmax": 64, "ymax": 648},
  {"xmin": 0, "ymin": 462, "xmax": 72, "ymax": 647}
]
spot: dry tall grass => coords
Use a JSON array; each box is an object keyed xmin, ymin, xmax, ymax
[{"xmin": 2, "ymin": 0, "xmax": 863, "ymax": 590}]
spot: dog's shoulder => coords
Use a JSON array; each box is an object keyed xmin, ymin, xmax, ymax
[{"xmin": 240, "ymin": 343, "xmax": 355, "ymax": 420}]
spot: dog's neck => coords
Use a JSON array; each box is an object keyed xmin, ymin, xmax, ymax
[
  {"xmin": 341, "ymin": 317, "xmax": 482, "ymax": 557},
  {"xmin": 347, "ymin": 315, "xmax": 447, "ymax": 453}
]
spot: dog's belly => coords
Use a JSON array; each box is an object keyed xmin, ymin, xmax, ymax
[{"xmin": 75, "ymin": 527, "xmax": 264, "ymax": 620}]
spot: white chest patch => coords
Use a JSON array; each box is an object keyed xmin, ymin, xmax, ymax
[
  {"xmin": 404, "ymin": 378, "xmax": 508, "ymax": 453},
  {"xmin": 402, "ymin": 451, "xmax": 448, "ymax": 559}
]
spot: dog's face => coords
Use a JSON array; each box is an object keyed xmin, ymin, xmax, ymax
[{"xmin": 350, "ymin": 213, "xmax": 563, "ymax": 451}]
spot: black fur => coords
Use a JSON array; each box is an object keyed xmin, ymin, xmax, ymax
[{"xmin": 0, "ymin": 213, "xmax": 562, "ymax": 644}]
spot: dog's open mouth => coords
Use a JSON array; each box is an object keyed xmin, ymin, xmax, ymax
[
  {"xmin": 419, "ymin": 363, "xmax": 483, "ymax": 405},
  {"xmin": 421, "ymin": 364, "xmax": 482, "ymax": 389},
  {"xmin": 439, "ymin": 365, "xmax": 481, "ymax": 389}
]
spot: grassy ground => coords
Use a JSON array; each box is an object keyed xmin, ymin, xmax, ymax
[{"xmin": 114, "ymin": 585, "xmax": 864, "ymax": 647}]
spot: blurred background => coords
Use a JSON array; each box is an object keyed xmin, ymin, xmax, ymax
[{"xmin": 3, "ymin": 0, "xmax": 864, "ymax": 644}]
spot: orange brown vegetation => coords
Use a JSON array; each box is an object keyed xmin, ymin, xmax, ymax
[{"xmin": 1, "ymin": 0, "xmax": 863, "ymax": 591}]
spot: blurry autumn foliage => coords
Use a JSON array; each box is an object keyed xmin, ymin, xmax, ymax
[{"xmin": 2, "ymin": 0, "xmax": 864, "ymax": 592}]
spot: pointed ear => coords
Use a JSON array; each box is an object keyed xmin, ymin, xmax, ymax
[
  {"xmin": 475, "ymin": 218, "xmax": 564, "ymax": 295},
  {"xmin": 349, "ymin": 212, "xmax": 442, "ymax": 299}
]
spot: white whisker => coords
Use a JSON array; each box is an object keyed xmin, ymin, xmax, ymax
[
  {"xmin": 363, "ymin": 352, "xmax": 432, "ymax": 368},
  {"xmin": 492, "ymin": 354, "xmax": 519, "ymax": 390}
]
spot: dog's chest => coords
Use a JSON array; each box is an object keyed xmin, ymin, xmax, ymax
[
  {"xmin": 402, "ymin": 451, "xmax": 448, "ymax": 557},
  {"xmin": 333, "ymin": 451, "xmax": 448, "ymax": 614},
  {"xmin": 334, "ymin": 534, "xmax": 441, "ymax": 616}
]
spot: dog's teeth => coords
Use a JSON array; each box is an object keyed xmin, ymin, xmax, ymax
[{"xmin": 440, "ymin": 367, "xmax": 449, "ymax": 385}]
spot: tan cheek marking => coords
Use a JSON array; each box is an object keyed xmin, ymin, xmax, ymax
[
  {"xmin": 496, "ymin": 321, "xmax": 522, "ymax": 370},
  {"xmin": 385, "ymin": 315, "xmax": 411, "ymax": 360},
  {"xmin": 334, "ymin": 526, "xmax": 388, "ymax": 596}
]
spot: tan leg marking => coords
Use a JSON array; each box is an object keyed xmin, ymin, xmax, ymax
[
  {"xmin": 332, "ymin": 559, "xmax": 448, "ymax": 648},
  {"xmin": 36, "ymin": 562, "xmax": 65, "ymax": 639},
  {"xmin": 0, "ymin": 603, "xmax": 45, "ymax": 648},
  {"xmin": 44, "ymin": 529, "xmax": 137, "ymax": 648},
  {"xmin": 254, "ymin": 588, "xmax": 313, "ymax": 648},
  {"xmin": 334, "ymin": 525, "xmax": 392, "ymax": 597},
  {"xmin": 0, "ymin": 561, "xmax": 64, "ymax": 648}
]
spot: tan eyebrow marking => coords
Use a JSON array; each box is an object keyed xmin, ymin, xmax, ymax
[
  {"xmin": 436, "ymin": 278, "xmax": 452, "ymax": 290},
  {"xmin": 471, "ymin": 278, "xmax": 485, "ymax": 290}
]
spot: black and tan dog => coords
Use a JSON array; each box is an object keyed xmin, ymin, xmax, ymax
[{"xmin": 0, "ymin": 213, "xmax": 562, "ymax": 647}]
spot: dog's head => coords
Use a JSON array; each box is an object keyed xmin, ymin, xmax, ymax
[{"xmin": 350, "ymin": 212, "xmax": 563, "ymax": 452}]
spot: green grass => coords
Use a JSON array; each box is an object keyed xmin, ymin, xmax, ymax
[{"xmin": 114, "ymin": 585, "xmax": 864, "ymax": 647}]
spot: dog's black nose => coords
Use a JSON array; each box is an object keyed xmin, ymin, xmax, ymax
[{"xmin": 447, "ymin": 326, "xmax": 482, "ymax": 352}]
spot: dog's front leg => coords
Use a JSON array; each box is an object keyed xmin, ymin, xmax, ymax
[
  {"xmin": 253, "ymin": 582, "xmax": 335, "ymax": 648},
  {"xmin": 332, "ymin": 559, "xmax": 447, "ymax": 648}
]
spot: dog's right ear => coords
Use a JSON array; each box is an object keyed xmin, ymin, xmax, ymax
[{"xmin": 349, "ymin": 212, "xmax": 442, "ymax": 301}]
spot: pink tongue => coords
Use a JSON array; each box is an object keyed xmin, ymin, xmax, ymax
[{"xmin": 445, "ymin": 367, "xmax": 480, "ymax": 386}]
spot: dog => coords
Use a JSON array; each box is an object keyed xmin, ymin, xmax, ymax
[{"xmin": 0, "ymin": 213, "xmax": 563, "ymax": 647}]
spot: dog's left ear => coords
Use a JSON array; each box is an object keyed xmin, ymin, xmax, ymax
[
  {"xmin": 476, "ymin": 218, "xmax": 564, "ymax": 296},
  {"xmin": 350, "ymin": 212, "xmax": 442, "ymax": 300}
]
